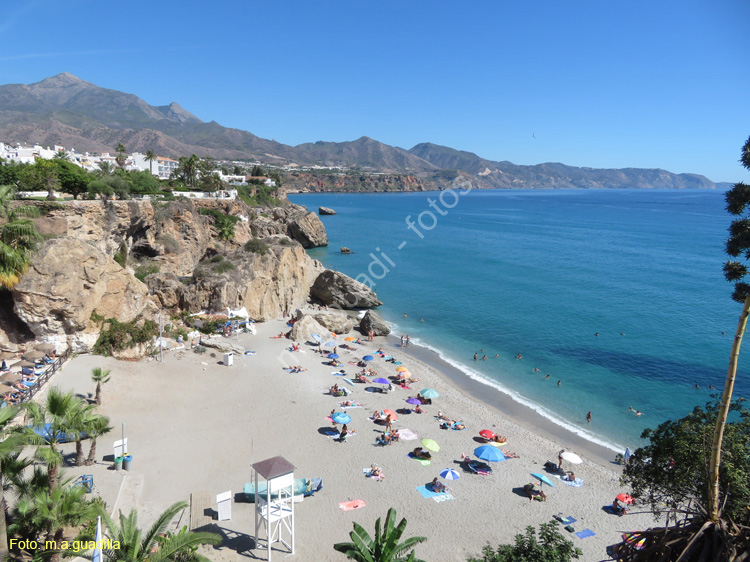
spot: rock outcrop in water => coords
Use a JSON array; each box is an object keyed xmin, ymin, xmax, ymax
[
  {"xmin": 310, "ymin": 270, "xmax": 383, "ymax": 309},
  {"xmin": 359, "ymin": 310, "xmax": 391, "ymax": 336}
]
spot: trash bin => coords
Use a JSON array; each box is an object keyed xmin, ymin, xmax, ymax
[
  {"xmin": 123, "ymin": 455, "xmax": 133, "ymax": 471},
  {"xmin": 223, "ymin": 352, "xmax": 233, "ymax": 366},
  {"xmin": 114, "ymin": 456, "xmax": 124, "ymax": 471}
]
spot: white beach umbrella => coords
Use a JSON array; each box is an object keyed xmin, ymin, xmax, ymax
[{"xmin": 561, "ymin": 451, "xmax": 583, "ymax": 464}]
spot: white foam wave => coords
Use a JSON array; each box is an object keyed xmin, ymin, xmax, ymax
[{"xmin": 399, "ymin": 331, "xmax": 626, "ymax": 454}]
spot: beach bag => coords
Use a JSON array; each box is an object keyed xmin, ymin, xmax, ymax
[{"xmin": 544, "ymin": 461, "xmax": 556, "ymax": 471}]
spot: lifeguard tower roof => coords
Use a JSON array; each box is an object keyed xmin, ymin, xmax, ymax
[{"xmin": 252, "ymin": 456, "xmax": 295, "ymax": 480}]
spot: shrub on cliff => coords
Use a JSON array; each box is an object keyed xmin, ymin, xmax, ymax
[
  {"xmin": 93, "ymin": 318, "xmax": 158, "ymax": 356},
  {"xmin": 245, "ymin": 238, "xmax": 269, "ymax": 255}
]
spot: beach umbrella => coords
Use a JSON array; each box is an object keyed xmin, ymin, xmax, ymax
[
  {"xmin": 616, "ymin": 493, "xmax": 635, "ymax": 504},
  {"xmin": 622, "ymin": 532, "xmax": 646, "ymax": 550},
  {"xmin": 406, "ymin": 397, "xmax": 421, "ymax": 405},
  {"xmin": 420, "ymin": 388, "xmax": 439, "ymax": 399},
  {"xmin": 17, "ymin": 360, "xmax": 36, "ymax": 368},
  {"xmin": 345, "ymin": 337, "xmax": 357, "ymax": 342},
  {"xmin": 474, "ymin": 445, "xmax": 505, "ymax": 462},
  {"xmin": 342, "ymin": 378, "xmax": 354, "ymax": 386},
  {"xmin": 397, "ymin": 370, "xmax": 412, "ymax": 378},
  {"xmin": 0, "ymin": 351, "xmax": 15, "ymax": 360},
  {"xmin": 22, "ymin": 351, "xmax": 45, "ymax": 361},
  {"xmin": 531, "ymin": 473, "xmax": 555, "ymax": 487},
  {"xmin": 561, "ymin": 451, "xmax": 583, "ymax": 464},
  {"xmin": 311, "ymin": 333, "xmax": 322, "ymax": 342},
  {"xmin": 421, "ymin": 438, "xmax": 439, "ymax": 452},
  {"xmin": 396, "ymin": 366, "xmax": 408, "ymax": 372},
  {"xmin": 327, "ymin": 353, "xmax": 339, "ymax": 359},
  {"xmin": 35, "ymin": 343, "xmax": 56, "ymax": 353},
  {"xmin": 362, "ymin": 355, "xmax": 374, "ymax": 362},
  {"xmin": 382, "ymin": 409, "xmax": 398, "ymax": 420},
  {"xmin": 440, "ymin": 468, "xmax": 460, "ymax": 481},
  {"xmin": 331, "ymin": 412, "xmax": 351, "ymax": 424},
  {"xmin": 479, "ymin": 429, "xmax": 495, "ymax": 440},
  {"xmin": 323, "ymin": 341, "xmax": 337, "ymax": 347},
  {"xmin": 372, "ymin": 377, "xmax": 390, "ymax": 385}
]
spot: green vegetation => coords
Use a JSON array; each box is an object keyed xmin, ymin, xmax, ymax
[
  {"xmin": 622, "ymin": 398, "xmax": 750, "ymax": 525},
  {"xmin": 134, "ymin": 264, "xmax": 159, "ymax": 282},
  {"xmin": 214, "ymin": 260, "xmax": 235, "ymax": 274},
  {"xmin": 92, "ymin": 318, "xmax": 158, "ymax": 356},
  {"xmin": 237, "ymin": 185, "xmax": 284, "ymax": 207},
  {"xmin": 0, "ymin": 184, "xmax": 42, "ymax": 289},
  {"xmin": 95, "ymin": 501, "xmax": 220, "ymax": 562},
  {"xmin": 467, "ymin": 521, "xmax": 581, "ymax": 562},
  {"xmin": 333, "ymin": 508, "xmax": 425, "ymax": 562},
  {"xmin": 91, "ymin": 367, "xmax": 112, "ymax": 406},
  {"xmin": 245, "ymin": 238, "xmax": 269, "ymax": 255}
]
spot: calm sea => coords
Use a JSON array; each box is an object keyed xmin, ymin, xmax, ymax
[{"xmin": 289, "ymin": 189, "xmax": 747, "ymax": 451}]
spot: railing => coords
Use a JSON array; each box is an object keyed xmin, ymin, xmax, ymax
[{"xmin": 5, "ymin": 348, "xmax": 72, "ymax": 405}]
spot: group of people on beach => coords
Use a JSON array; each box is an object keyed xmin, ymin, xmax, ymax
[{"xmin": 400, "ymin": 335, "xmax": 411, "ymax": 347}]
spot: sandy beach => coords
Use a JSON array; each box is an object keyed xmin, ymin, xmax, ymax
[{"xmin": 40, "ymin": 313, "xmax": 658, "ymax": 562}]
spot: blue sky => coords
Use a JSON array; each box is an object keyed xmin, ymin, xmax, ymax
[{"xmin": 0, "ymin": 0, "xmax": 748, "ymax": 182}]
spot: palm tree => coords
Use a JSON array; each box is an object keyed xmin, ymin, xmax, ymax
[
  {"xmin": 145, "ymin": 150, "xmax": 157, "ymax": 175},
  {"xmin": 91, "ymin": 501, "xmax": 221, "ymax": 562},
  {"xmin": 115, "ymin": 154, "xmax": 127, "ymax": 169},
  {"xmin": 85, "ymin": 415, "xmax": 112, "ymax": 466},
  {"xmin": 333, "ymin": 508, "xmax": 426, "ymax": 562},
  {"xmin": 97, "ymin": 161, "xmax": 115, "ymax": 176},
  {"xmin": 0, "ymin": 183, "xmax": 41, "ymax": 289},
  {"xmin": 23, "ymin": 388, "xmax": 87, "ymax": 492},
  {"xmin": 53, "ymin": 150, "xmax": 70, "ymax": 162},
  {"xmin": 115, "ymin": 143, "xmax": 126, "ymax": 154},
  {"xmin": 70, "ymin": 404, "xmax": 98, "ymax": 467},
  {"xmin": 176, "ymin": 155, "xmax": 199, "ymax": 188},
  {"xmin": 12, "ymin": 482, "xmax": 97, "ymax": 562},
  {"xmin": 91, "ymin": 366, "xmax": 112, "ymax": 406},
  {"xmin": 215, "ymin": 216, "xmax": 236, "ymax": 252},
  {"xmin": 0, "ymin": 405, "xmax": 39, "ymax": 559}
]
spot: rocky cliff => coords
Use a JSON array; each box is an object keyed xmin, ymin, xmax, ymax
[{"xmin": 0, "ymin": 198, "xmax": 349, "ymax": 355}]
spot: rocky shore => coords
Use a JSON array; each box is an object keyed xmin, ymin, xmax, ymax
[{"xmin": 0, "ymin": 199, "xmax": 379, "ymax": 355}]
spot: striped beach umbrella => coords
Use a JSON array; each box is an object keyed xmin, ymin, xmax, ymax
[{"xmin": 440, "ymin": 468, "xmax": 460, "ymax": 481}]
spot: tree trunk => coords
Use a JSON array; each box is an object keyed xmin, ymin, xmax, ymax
[
  {"xmin": 708, "ymin": 295, "xmax": 750, "ymax": 521},
  {"xmin": 95, "ymin": 382, "xmax": 101, "ymax": 406},
  {"xmin": 86, "ymin": 437, "xmax": 97, "ymax": 466},
  {"xmin": 48, "ymin": 445, "xmax": 59, "ymax": 492},
  {"xmin": 0, "ymin": 460, "xmax": 8, "ymax": 562},
  {"xmin": 75, "ymin": 440, "xmax": 85, "ymax": 467},
  {"xmin": 49, "ymin": 528, "xmax": 64, "ymax": 562}
]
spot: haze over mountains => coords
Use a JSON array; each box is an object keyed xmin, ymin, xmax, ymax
[{"xmin": 0, "ymin": 73, "xmax": 720, "ymax": 190}]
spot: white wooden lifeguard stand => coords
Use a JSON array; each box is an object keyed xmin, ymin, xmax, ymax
[{"xmin": 252, "ymin": 456, "xmax": 295, "ymax": 560}]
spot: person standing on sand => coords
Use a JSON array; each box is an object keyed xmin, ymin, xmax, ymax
[
  {"xmin": 558, "ymin": 450, "xmax": 565, "ymax": 471},
  {"xmin": 586, "ymin": 411, "xmax": 592, "ymax": 424},
  {"xmin": 406, "ymin": 335, "xmax": 411, "ymax": 347}
]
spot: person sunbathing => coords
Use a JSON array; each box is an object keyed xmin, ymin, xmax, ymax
[
  {"xmin": 491, "ymin": 434, "xmax": 507, "ymax": 443},
  {"xmin": 389, "ymin": 429, "xmax": 400, "ymax": 442},
  {"xmin": 502, "ymin": 450, "xmax": 519, "ymax": 458},
  {"xmin": 535, "ymin": 490, "xmax": 548, "ymax": 502},
  {"xmin": 412, "ymin": 448, "xmax": 431, "ymax": 460},
  {"xmin": 612, "ymin": 498, "xmax": 627, "ymax": 516},
  {"xmin": 431, "ymin": 477, "xmax": 446, "ymax": 493},
  {"xmin": 564, "ymin": 472, "xmax": 576, "ymax": 482},
  {"xmin": 452, "ymin": 421, "xmax": 466, "ymax": 430},
  {"xmin": 356, "ymin": 374, "xmax": 369, "ymax": 383},
  {"xmin": 436, "ymin": 411, "xmax": 451, "ymax": 421},
  {"xmin": 377, "ymin": 432, "xmax": 392, "ymax": 445},
  {"xmin": 370, "ymin": 465, "xmax": 384, "ymax": 478},
  {"xmin": 523, "ymin": 483, "xmax": 536, "ymax": 501},
  {"xmin": 414, "ymin": 404, "xmax": 423, "ymax": 414}
]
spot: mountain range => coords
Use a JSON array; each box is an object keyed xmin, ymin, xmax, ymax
[{"xmin": 0, "ymin": 73, "xmax": 722, "ymax": 191}]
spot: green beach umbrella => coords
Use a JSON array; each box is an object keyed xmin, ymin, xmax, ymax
[
  {"xmin": 420, "ymin": 388, "xmax": 439, "ymax": 399},
  {"xmin": 421, "ymin": 438, "xmax": 440, "ymax": 452}
]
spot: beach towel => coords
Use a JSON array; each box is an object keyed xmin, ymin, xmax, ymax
[
  {"xmin": 407, "ymin": 453, "xmax": 431, "ymax": 466},
  {"xmin": 555, "ymin": 515, "xmax": 578, "ymax": 525},
  {"xmin": 339, "ymin": 499, "xmax": 366, "ymax": 511},
  {"xmin": 393, "ymin": 361, "xmax": 402, "ymax": 365},
  {"xmin": 331, "ymin": 371, "xmax": 347, "ymax": 376},
  {"xmin": 397, "ymin": 383, "xmax": 411, "ymax": 390},
  {"xmin": 339, "ymin": 402, "xmax": 363, "ymax": 409},
  {"xmin": 575, "ymin": 529, "xmax": 596, "ymax": 539},
  {"xmin": 347, "ymin": 361, "xmax": 359, "ymax": 366},
  {"xmin": 451, "ymin": 422, "xmax": 467, "ymax": 431},
  {"xmin": 554, "ymin": 475, "xmax": 584, "ymax": 487},
  {"xmin": 398, "ymin": 428, "xmax": 418, "ymax": 441}
]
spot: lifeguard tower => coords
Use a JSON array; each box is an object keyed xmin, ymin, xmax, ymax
[{"xmin": 252, "ymin": 456, "xmax": 295, "ymax": 560}]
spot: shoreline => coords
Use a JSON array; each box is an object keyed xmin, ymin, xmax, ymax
[{"xmin": 385, "ymin": 332, "xmax": 621, "ymax": 469}]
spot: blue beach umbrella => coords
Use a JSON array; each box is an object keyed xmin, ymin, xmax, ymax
[
  {"xmin": 440, "ymin": 468, "xmax": 460, "ymax": 481},
  {"xmin": 342, "ymin": 378, "xmax": 354, "ymax": 386},
  {"xmin": 323, "ymin": 341, "xmax": 337, "ymax": 347},
  {"xmin": 327, "ymin": 353, "xmax": 339, "ymax": 359},
  {"xmin": 362, "ymin": 355, "xmax": 374, "ymax": 362},
  {"xmin": 331, "ymin": 412, "xmax": 351, "ymax": 424},
  {"xmin": 531, "ymin": 473, "xmax": 555, "ymax": 487},
  {"xmin": 372, "ymin": 377, "xmax": 390, "ymax": 385},
  {"xmin": 473, "ymin": 445, "xmax": 505, "ymax": 462},
  {"xmin": 420, "ymin": 388, "xmax": 439, "ymax": 399},
  {"xmin": 311, "ymin": 333, "xmax": 322, "ymax": 342}
]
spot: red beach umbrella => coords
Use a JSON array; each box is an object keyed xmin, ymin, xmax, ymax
[
  {"xmin": 479, "ymin": 429, "xmax": 495, "ymax": 440},
  {"xmin": 382, "ymin": 409, "xmax": 398, "ymax": 421},
  {"xmin": 616, "ymin": 493, "xmax": 635, "ymax": 504}
]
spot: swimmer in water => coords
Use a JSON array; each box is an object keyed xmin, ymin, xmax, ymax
[
  {"xmin": 420, "ymin": 318, "xmax": 424, "ymax": 322},
  {"xmin": 635, "ymin": 410, "xmax": 642, "ymax": 417},
  {"xmin": 545, "ymin": 374, "xmax": 550, "ymax": 380},
  {"xmin": 473, "ymin": 353, "xmax": 478, "ymax": 361},
  {"xmin": 533, "ymin": 368, "xmax": 540, "ymax": 372},
  {"xmin": 482, "ymin": 355, "xmax": 487, "ymax": 360},
  {"xmin": 557, "ymin": 380, "xmax": 561, "ymax": 386},
  {"xmin": 595, "ymin": 332, "xmax": 599, "ymax": 337}
]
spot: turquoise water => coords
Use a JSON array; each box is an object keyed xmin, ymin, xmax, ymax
[{"xmin": 289, "ymin": 189, "xmax": 746, "ymax": 451}]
